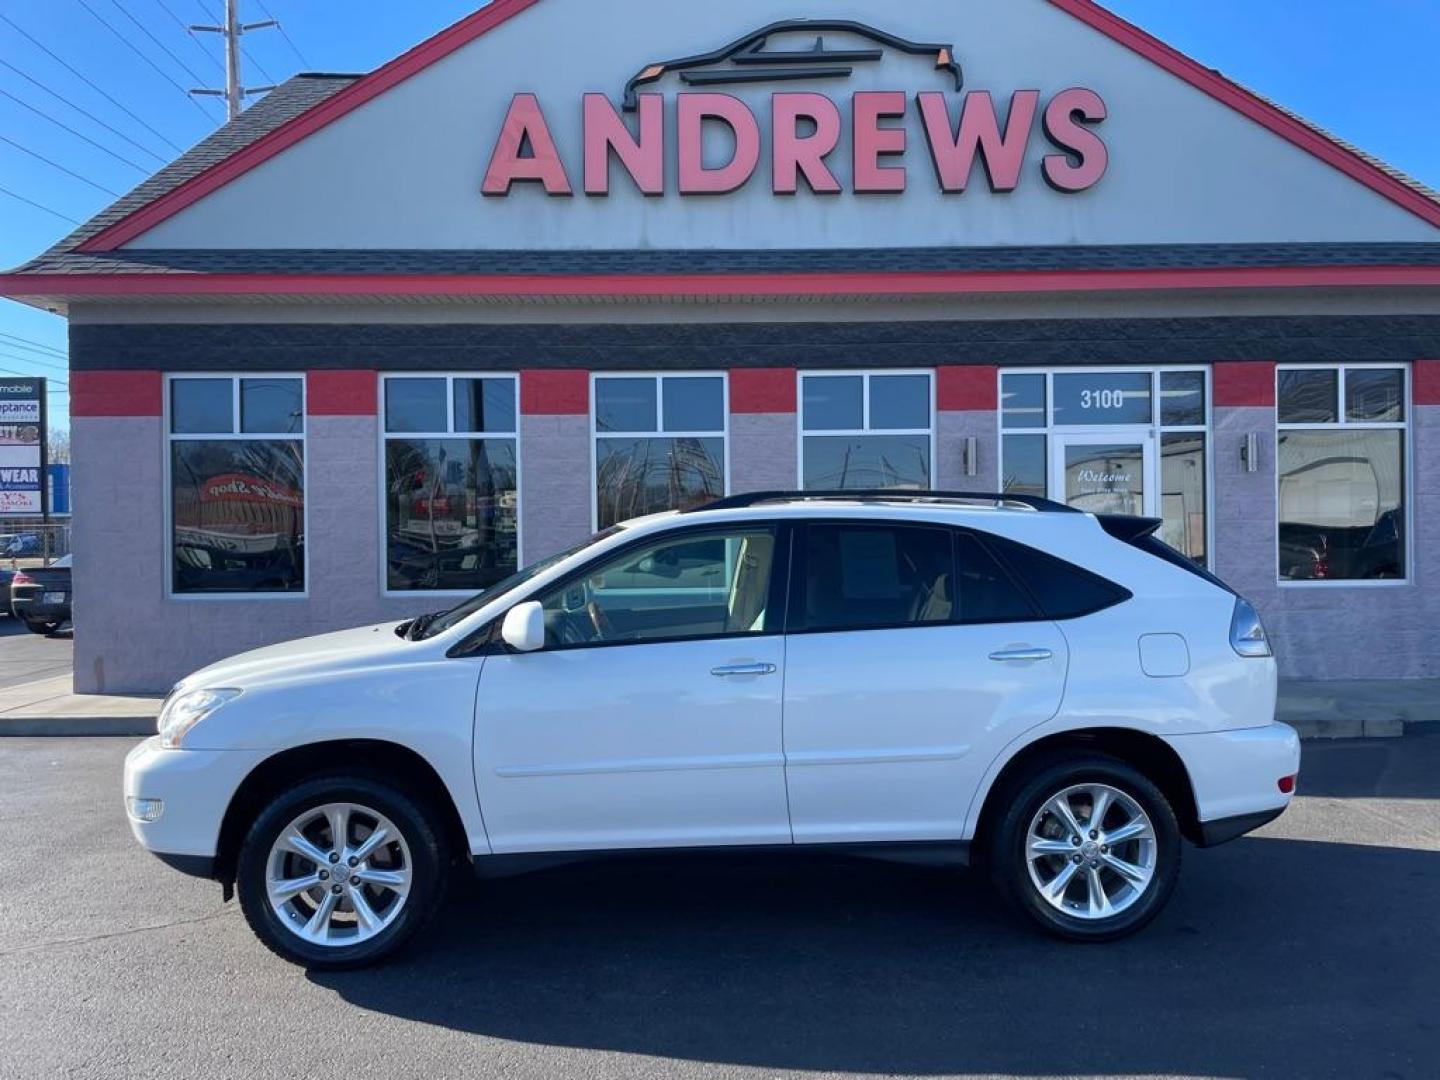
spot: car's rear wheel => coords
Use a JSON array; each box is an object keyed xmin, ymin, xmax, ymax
[
  {"xmin": 990, "ymin": 755, "xmax": 1180, "ymax": 941},
  {"xmin": 236, "ymin": 774, "xmax": 447, "ymax": 969},
  {"xmin": 23, "ymin": 618, "xmax": 59, "ymax": 635}
]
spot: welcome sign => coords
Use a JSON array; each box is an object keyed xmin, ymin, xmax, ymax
[
  {"xmin": 483, "ymin": 19, "xmax": 1108, "ymax": 199},
  {"xmin": 0, "ymin": 378, "xmax": 45, "ymax": 516}
]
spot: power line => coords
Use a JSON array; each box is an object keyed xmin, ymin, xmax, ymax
[
  {"xmin": 0, "ymin": 365, "xmax": 68, "ymax": 389},
  {"xmin": 0, "ymin": 185, "xmax": 80, "ymax": 225},
  {"xmin": 73, "ymin": 0, "xmax": 220, "ymax": 122},
  {"xmin": 0, "ymin": 58, "xmax": 169, "ymax": 165},
  {"xmin": 0, "ymin": 88, "xmax": 151, "ymax": 173},
  {"xmin": 151, "ymin": 0, "xmax": 224, "ymax": 76},
  {"xmin": 0, "ymin": 13, "xmax": 186, "ymax": 156},
  {"xmin": 104, "ymin": 0, "xmax": 221, "ymax": 89},
  {"xmin": 0, "ymin": 350, "xmax": 69, "ymax": 375},
  {"xmin": 0, "ymin": 333, "xmax": 67, "ymax": 359},
  {"xmin": 256, "ymin": 0, "xmax": 310, "ymax": 68},
  {"xmin": 0, "ymin": 134, "xmax": 119, "ymax": 196}
]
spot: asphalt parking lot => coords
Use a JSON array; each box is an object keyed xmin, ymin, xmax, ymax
[
  {"xmin": 0, "ymin": 610, "xmax": 72, "ymax": 689},
  {"xmin": 1, "ymin": 730, "xmax": 1437, "ymax": 1080}
]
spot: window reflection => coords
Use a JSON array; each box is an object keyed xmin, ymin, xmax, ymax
[
  {"xmin": 385, "ymin": 438, "xmax": 519, "ymax": 591},
  {"xmin": 802, "ymin": 435, "xmax": 930, "ymax": 491},
  {"xmin": 171, "ymin": 440, "xmax": 305, "ymax": 593},
  {"xmin": 595, "ymin": 436, "xmax": 724, "ymax": 529},
  {"xmin": 1160, "ymin": 433, "xmax": 1206, "ymax": 565},
  {"xmin": 1278, "ymin": 430, "xmax": 1404, "ymax": 580}
]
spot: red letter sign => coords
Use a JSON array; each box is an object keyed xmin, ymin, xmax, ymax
[
  {"xmin": 678, "ymin": 94, "xmax": 761, "ymax": 195},
  {"xmin": 918, "ymin": 90, "xmax": 1039, "ymax": 193},
  {"xmin": 482, "ymin": 93, "xmax": 573, "ymax": 196},
  {"xmin": 584, "ymin": 93, "xmax": 664, "ymax": 196},
  {"xmin": 772, "ymin": 93, "xmax": 842, "ymax": 195},
  {"xmin": 852, "ymin": 91, "xmax": 908, "ymax": 193},
  {"xmin": 1043, "ymin": 88, "xmax": 1109, "ymax": 192}
]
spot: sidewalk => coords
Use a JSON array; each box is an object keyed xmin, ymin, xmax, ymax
[
  {"xmin": 1, "ymin": 674, "xmax": 1437, "ymax": 739},
  {"xmin": 0, "ymin": 675, "xmax": 162, "ymax": 737}
]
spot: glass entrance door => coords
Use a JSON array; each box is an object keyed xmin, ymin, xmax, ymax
[{"xmin": 1050, "ymin": 434, "xmax": 1155, "ymax": 517}]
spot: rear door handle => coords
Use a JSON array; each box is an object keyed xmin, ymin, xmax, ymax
[
  {"xmin": 989, "ymin": 648, "xmax": 1054, "ymax": 662},
  {"xmin": 711, "ymin": 662, "xmax": 778, "ymax": 677}
]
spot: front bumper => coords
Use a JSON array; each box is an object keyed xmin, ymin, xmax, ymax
[
  {"xmin": 1164, "ymin": 723, "xmax": 1301, "ymax": 846},
  {"xmin": 123, "ymin": 736, "xmax": 267, "ymax": 867}
]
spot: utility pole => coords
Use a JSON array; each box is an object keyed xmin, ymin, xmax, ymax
[{"xmin": 191, "ymin": 0, "xmax": 278, "ymax": 121}]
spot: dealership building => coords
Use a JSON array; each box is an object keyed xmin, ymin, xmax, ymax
[{"xmin": 2, "ymin": 0, "xmax": 1438, "ymax": 693}]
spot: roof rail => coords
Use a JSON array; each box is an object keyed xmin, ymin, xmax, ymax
[{"xmin": 688, "ymin": 490, "xmax": 1082, "ymax": 514}]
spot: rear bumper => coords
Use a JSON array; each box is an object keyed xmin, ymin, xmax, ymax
[{"xmin": 1164, "ymin": 723, "xmax": 1300, "ymax": 845}]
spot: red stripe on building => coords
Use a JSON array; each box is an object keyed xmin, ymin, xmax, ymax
[
  {"xmin": 70, "ymin": 370, "xmax": 162, "ymax": 417},
  {"xmin": 937, "ymin": 365, "xmax": 999, "ymax": 411},
  {"xmin": 521, "ymin": 369, "xmax": 588, "ymax": 415},
  {"xmin": 307, "ymin": 370, "xmax": 377, "ymax": 416},
  {"xmin": 1415, "ymin": 360, "xmax": 1440, "ymax": 406},
  {"xmin": 730, "ymin": 368, "xmax": 797, "ymax": 414},
  {"xmin": 1213, "ymin": 362, "xmax": 1277, "ymax": 408}
]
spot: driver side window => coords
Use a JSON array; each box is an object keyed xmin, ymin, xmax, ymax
[{"xmin": 536, "ymin": 527, "xmax": 778, "ymax": 648}]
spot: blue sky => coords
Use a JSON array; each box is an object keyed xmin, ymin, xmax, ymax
[{"xmin": 3, "ymin": 0, "xmax": 1439, "ymax": 435}]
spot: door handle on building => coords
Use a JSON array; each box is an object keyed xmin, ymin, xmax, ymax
[
  {"xmin": 711, "ymin": 662, "xmax": 778, "ymax": 677},
  {"xmin": 988, "ymin": 648, "xmax": 1054, "ymax": 663}
]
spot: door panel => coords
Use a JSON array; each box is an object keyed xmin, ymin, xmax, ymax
[
  {"xmin": 472, "ymin": 522, "xmax": 790, "ymax": 854},
  {"xmin": 783, "ymin": 622, "xmax": 1068, "ymax": 843}
]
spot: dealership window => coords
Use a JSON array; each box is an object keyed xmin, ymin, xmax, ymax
[
  {"xmin": 800, "ymin": 371, "xmax": 934, "ymax": 490},
  {"xmin": 999, "ymin": 368, "xmax": 1210, "ymax": 567},
  {"xmin": 1276, "ymin": 365, "xmax": 1407, "ymax": 583},
  {"xmin": 592, "ymin": 374, "xmax": 727, "ymax": 530},
  {"xmin": 167, "ymin": 375, "xmax": 305, "ymax": 595},
  {"xmin": 383, "ymin": 375, "xmax": 519, "ymax": 593}
]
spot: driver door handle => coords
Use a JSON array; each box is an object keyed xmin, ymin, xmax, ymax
[
  {"xmin": 988, "ymin": 647, "xmax": 1054, "ymax": 663},
  {"xmin": 711, "ymin": 662, "xmax": 778, "ymax": 678}
]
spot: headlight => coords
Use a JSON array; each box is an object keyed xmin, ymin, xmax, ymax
[{"xmin": 157, "ymin": 688, "xmax": 241, "ymax": 749}]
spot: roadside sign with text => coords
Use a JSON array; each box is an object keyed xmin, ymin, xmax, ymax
[{"xmin": 0, "ymin": 379, "xmax": 45, "ymax": 516}]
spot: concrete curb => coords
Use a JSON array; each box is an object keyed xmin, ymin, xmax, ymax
[{"xmin": 1, "ymin": 718, "xmax": 157, "ymax": 737}]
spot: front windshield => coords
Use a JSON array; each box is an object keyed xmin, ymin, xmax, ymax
[{"xmin": 414, "ymin": 526, "xmax": 623, "ymax": 639}]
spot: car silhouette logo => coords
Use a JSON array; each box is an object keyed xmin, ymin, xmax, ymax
[{"xmin": 622, "ymin": 19, "xmax": 963, "ymax": 111}]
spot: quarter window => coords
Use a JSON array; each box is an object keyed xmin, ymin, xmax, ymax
[
  {"xmin": 1277, "ymin": 365, "xmax": 1407, "ymax": 582},
  {"xmin": 383, "ymin": 375, "xmax": 519, "ymax": 593},
  {"xmin": 167, "ymin": 375, "xmax": 305, "ymax": 595},
  {"xmin": 536, "ymin": 526, "xmax": 776, "ymax": 648},
  {"xmin": 800, "ymin": 372, "xmax": 934, "ymax": 490},
  {"xmin": 593, "ymin": 375, "xmax": 727, "ymax": 530}
]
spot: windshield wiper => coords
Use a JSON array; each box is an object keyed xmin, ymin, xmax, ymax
[{"xmin": 402, "ymin": 611, "xmax": 444, "ymax": 641}]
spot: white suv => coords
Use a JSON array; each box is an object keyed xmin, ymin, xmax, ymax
[{"xmin": 125, "ymin": 492, "xmax": 1299, "ymax": 967}]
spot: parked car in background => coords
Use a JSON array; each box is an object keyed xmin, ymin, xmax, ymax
[
  {"xmin": 10, "ymin": 554, "xmax": 71, "ymax": 634},
  {"xmin": 3, "ymin": 533, "xmax": 42, "ymax": 558},
  {"xmin": 0, "ymin": 567, "xmax": 14, "ymax": 612},
  {"xmin": 125, "ymin": 491, "xmax": 1299, "ymax": 969}
]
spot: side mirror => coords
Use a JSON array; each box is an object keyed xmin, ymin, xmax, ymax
[{"xmin": 500, "ymin": 600, "xmax": 546, "ymax": 653}]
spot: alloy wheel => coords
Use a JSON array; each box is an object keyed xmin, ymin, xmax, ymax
[
  {"xmin": 1025, "ymin": 782, "xmax": 1157, "ymax": 921},
  {"xmin": 264, "ymin": 801, "xmax": 413, "ymax": 947}
]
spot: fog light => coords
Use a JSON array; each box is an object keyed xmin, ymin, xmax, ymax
[
  {"xmin": 127, "ymin": 796, "xmax": 164, "ymax": 823},
  {"xmin": 1277, "ymin": 775, "xmax": 1297, "ymax": 795}
]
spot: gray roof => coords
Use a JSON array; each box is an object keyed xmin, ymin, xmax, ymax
[
  {"xmin": 16, "ymin": 243, "xmax": 1440, "ymax": 277},
  {"xmin": 9, "ymin": 74, "xmax": 360, "ymax": 275}
]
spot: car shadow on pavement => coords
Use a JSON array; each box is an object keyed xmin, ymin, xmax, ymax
[{"xmin": 313, "ymin": 836, "xmax": 1440, "ymax": 1077}]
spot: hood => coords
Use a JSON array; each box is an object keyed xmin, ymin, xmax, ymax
[{"xmin": 175, "ymin": 621, "xmax": 417, "ymax": 693}]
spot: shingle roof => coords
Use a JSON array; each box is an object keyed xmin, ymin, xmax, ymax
[
  {"xmin": 16, "ymin": 243, "xmax": 1440, "ymax": 277},
  {"xmin": 8, "ymin": 74, "xmax": 360, "ymax": 275}
]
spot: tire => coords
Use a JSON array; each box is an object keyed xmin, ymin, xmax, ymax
[
  {"xmin": 236, "ymin": 773, "xmax": 448, "ymax": 969},
  {"xmin": 989, "ymin": 754, "xmax": 1181, "ymax": 942},
  {"xmin": 23, "ymin": 619, "xmax": 59, "ymax": 635}
]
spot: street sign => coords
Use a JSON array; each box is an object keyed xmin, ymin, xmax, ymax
[{"xmin": 0, "ymin": 378, "xmax": 45, "ymax": 517}]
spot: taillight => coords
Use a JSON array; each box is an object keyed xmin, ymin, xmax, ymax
[
  {"xmin": 1229, "ymin": 598, "xmax": 1273, "ymax": 658},
  {"xmin": 1278, "ymin": 775, "xmax": 1297, "ymax": 794},
  {"xmin": 11, "ymin": 571, "xmax": 32, "ymax": 586}
]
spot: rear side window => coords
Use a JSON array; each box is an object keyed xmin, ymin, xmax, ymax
[
  {"xmin": 953, "ymin": 532, "xmax": 1038, "ymax": 623},
  {"xmin": 983, "ymin": 535, "xmax": 1131, "ymax": 620},
  {"xmin": 793, "ymin": 523, "xmax": 953, "ymax": 632}
]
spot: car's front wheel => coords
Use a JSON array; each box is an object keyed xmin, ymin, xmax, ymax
[
  {"xmin": 990, "ymin": 755, "xmax": 1181, "ymax": 941},
  {"xmin": 236, "ymin": 774, "xmax": 448, "ymax": 969}
]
